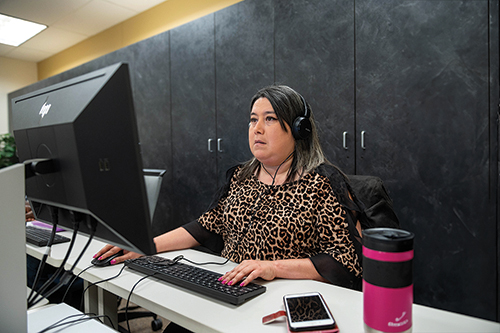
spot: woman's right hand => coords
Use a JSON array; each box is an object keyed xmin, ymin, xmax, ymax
[{"xmin": 93, "ymin": 244, "xmax": 142, "ymax": 265}]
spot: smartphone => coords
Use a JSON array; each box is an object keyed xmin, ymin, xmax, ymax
[{"xmin": 283, "ymin": 292, "xmax": 336, "ymax": 332}]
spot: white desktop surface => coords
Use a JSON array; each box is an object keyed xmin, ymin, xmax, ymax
[
  {"xmin": 26, "ymin": 228, "xmax": 96, "ymax": 267},
  {"xmin": 28, "ymin": 303, "xmax": 117, "ymax": 332},
  {"xmin": 28, "ymin": 234, "xmax": 500, "ymax": 333}
]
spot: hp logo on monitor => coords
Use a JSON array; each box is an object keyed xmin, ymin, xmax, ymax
[{"xmin": 39, "ymin": 102, "xmax": 51, "ymax": 118}]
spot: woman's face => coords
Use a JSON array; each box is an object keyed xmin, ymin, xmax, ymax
[{"xmin": 249, "ymin": 97, "xmax": 295, "ymax": 167}]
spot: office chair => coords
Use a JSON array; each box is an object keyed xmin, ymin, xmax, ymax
[
  {"xmin": 143, "ymin": 169, "xmax": 167, "ymax": 219},
  {"xmin": 347, "ymin": 174, "xmax": 400, "ymax": 230},
  {"xmin": 117, "ymin": 169, "xmax": 166, "ymax": 332}
]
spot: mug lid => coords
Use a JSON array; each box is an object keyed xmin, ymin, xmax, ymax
[{"xmin": 362, "ymin": 228, "xmax": 414, "ymax": 252}]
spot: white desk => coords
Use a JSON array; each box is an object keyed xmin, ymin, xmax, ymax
[
  {"xmin": 26, "ymin": 228, "xmax": 97, "ymax": 267},
  {"xmin": 28, "ymin": 234, "xmax": 500, "ymax": 333},
  {"xmin": 28, "ymin": 303, "xmax": 117, "ymax": 332}
]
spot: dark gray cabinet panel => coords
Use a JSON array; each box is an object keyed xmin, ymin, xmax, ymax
[
  {"xmin": 170, "ymin": 15, "xmax": 218, "ymax": 227},
  {"xmin": 215, "ymin": 0, "xmax": 274, "ymax": 184},
  {"xmin": 355, "ymin": 0, "xmax": 495, "ymax": 320},
  {"xmin": 274, "ymin": 0, "xmax": 356, "ymax": 173},
  {"xmin": 128, "ymin": 35, "xmax": 172, "ymax": 235},
  {"xmin": 490, "ymin": 0, "xmax": 500, "ymax": 322}
]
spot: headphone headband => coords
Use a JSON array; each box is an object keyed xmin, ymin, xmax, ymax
[
  {"xmin": 292, "ymin": 94, "xmax": 312, "ymax": 140},
  {"xmin": 299, "ymin": 94, "xmax": 309, "ymax": 119}
]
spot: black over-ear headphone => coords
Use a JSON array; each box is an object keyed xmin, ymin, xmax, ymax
[{"xmin": 292, "ymin": 95, "xmax": 312, "ymax": 140}]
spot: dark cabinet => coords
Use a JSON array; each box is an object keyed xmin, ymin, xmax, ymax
[
  {"xmin": 168, "ymin": 0, "xmax": 276, "ymax": 225},
  {"xmin": 355, "ymin": 0, "xmax": 496, "ymax": 320},
  {"xmin": 215, "ymin": 0, "xmax": 274, "ymax": 185},
  {"xmin": 266, "ymin": 0, "xmax": 498, "ymax": 321},
  {"xmin": 272, "ymin": 0, "xmax": 497, "ymax": 320},
  {"xmin": 169, "ymin": 14, "xmax": 218, "ymax": 228},
  {"xmin": 274, "ymin": 0, "xmax": 356, "ymax": 173}
]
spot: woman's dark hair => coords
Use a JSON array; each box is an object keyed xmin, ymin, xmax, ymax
[{"xmin": 238, "ymin": 85, "xmax": 330, "ymax": 183}]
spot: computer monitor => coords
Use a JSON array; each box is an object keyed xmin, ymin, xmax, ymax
[{"xmin": 11, "ymin": 62, "xmax": 156, "ymax": 255}]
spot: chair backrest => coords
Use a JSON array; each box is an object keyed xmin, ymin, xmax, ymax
[
  {"xmin": 143, "ymin": 169, "xmax": 166, "ymax": 222},
  {"xmin": 348, "ymin": 174, "xmax": 400, "ymax": 230}
]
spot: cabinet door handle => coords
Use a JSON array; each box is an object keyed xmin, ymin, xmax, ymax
[
  {"xmin": 217, "ymin": 138, "xmax": 223, "ymax": 152},
  {"xmin": 361, "ymin": 131, "xmax": 366, "ymax": 149},
  {"xmin": 343, "ymin": 131, "xmax": 348, "ymax": 150},
  {"xmin": 208, "ymin": 138, "xmax": 214, "ymax": 152}
]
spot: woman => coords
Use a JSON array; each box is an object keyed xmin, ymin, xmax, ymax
[{"xmin": 94, "ymin": 85, "xmax": 363, "ymax": 290}]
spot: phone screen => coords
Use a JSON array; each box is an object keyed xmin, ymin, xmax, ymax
[{"xmin": 284, "ymin": 293, "xmax": 335, "ymax": 331}]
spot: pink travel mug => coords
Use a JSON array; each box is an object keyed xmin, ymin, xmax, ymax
[{"xmin": 362, "ymin": 228, "xmax": 414, "ymax": 333}]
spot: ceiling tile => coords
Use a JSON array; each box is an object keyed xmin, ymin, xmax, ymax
[
  {"xmin": 20, "ymin": 27, "xmax": 87, "ymax": 54},
  {"xmin": 52, "ymin": 0, "xmax": 137, "ymax": 36},
  {"xmin": 0, "ymin": 43, "xmax": 15, "ymax": 57},
  {"xmin": 104, "ymin": 0, "xmax": 166, "ymax": 13},
  {"xmin": 3, "ymin": 46, "xmax": 52, "ymax": 62},
  {"xmin": 0, "ymin": 0, "xmax": 91, "ymax": 26}
]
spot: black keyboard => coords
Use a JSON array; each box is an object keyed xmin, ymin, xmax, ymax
[
  {"xmin": 26, "ymin": 226, "xmax": 71, "ymax": 247},
  {"xmin": 125, "ymin": 255, "xmax": 266, "ymax": 305}
]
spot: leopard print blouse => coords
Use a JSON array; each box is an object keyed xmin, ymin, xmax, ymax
[{"xmin": 196, "ymin": 166, "xmax": 362, "ymax": 278}]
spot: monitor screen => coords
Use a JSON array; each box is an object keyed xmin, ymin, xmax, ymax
[{"xmin": 12, "ymin": 62, "xmax": 156, "ymax": 255}]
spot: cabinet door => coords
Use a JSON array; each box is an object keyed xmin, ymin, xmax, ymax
[
  {"xmin": 127, "ymin": 34, "xmax": 172, "ymax": 235},
  {"xmin": 170, "ymin": 15, "xmax": 218, "ymax": 228},
  {"xmin": 215, "ymin": 0, "xmax": 274, "ymax": 185},
  {"xmin": 274, "ymin": 0, "xmax": 355, "ymax": 173},
  {"xmin": 355, "ymin": 0, "xmax": 495, "ymax": 320}
]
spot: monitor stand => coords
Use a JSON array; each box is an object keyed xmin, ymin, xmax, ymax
[{"xmin": 0, "ymin": 163, "xmax": 27, "ymax": 332}]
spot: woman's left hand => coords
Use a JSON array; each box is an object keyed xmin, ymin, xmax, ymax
[
  {"xmin": 25, "ymin": 202, "xmax": 35, "ymax": 222},
  {"xmin": 218, "ymin": 260, "xmax": 276, "ymax": 287}
]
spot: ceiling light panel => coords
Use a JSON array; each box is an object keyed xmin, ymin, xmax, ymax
[{"xmin": 0, "ymin": 13, "xmax": 47, "ymax": 47}]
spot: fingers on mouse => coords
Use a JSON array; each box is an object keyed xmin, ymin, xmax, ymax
[{"xmin": 91, "ymin": 249, "xmax": 124, "ymax": 267}]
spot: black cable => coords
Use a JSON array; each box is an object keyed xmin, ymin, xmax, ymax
[
  {"xmin": 37, "ymin": 313, "xmax": 86, "ymax": 333},
  {"xmin": 28, "ymin": 206, "xmax": 68, "ymax": 307},
  {"xmin": 29, "ymin": 224, "xmax": 78, "ymax": 302},
  {"xmin": 40, "ymin": 218, "xmax": 97, "ymax": 304},
  {"xmin": 233, "ymin": 154, "xmax": 295, "ymax": 254},
  {"xmin": 261, "ymin": 150, "xmax": 295, "ymax": 186},
  {"xmin": 117, "ymin": 255, "xmax": 230, "ymax": 331},
  {"xmin": 79, "ymin": 264, "xmax": 127, "ymax": 311},
  {"xmin": 124, "ymin": 272, "xmax": 158, "ymax": 333},
  {"xmin": 140, "ymin": 255, "xmax": 230, "ymax": 267},
  {"xmin": 27, "ymin": 219, "xmax": 59, "ymax": 304},
  {"xmin": 28, "ymin": 224, "xmax": 79, "ymax": 308},
  {"xmin": 61, "ymin": 264, "xmax": 92, "ymax": 305},
  {"xmin": 179, "ymin": 256, "xmax": 230, "ymax": 266},
  {"xmin": 38, "ymin": 240, "xmax": 92, "ymax": 304},
  {"xmin": 61, "ymin": 254, "xmax": 230, "ymax": 331},
  {"xmin": 37, "ymin": 313, "xmax": 115, "ymax": 333},
  {"xmin": 30, "ymin": 213, "xmax": 97, "ymax": 308},
  {"xmin": 69, "ymin": 216, "xmax": 96, "ymax": 272}
]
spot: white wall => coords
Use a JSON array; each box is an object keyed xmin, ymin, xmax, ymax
[{"xmin": 0, "ymin": 57, "xmax": 37, "ymax": 135}]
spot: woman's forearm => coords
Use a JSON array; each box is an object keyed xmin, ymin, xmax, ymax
[
  {"xmin": 154, "ymin": 227, "xmax": 201, "ymax": 253},
  {"xmin": 272, "ymin": 258, "xmax": 327, "ymax": 282},
  {"xmin": 220, "ymin": 257, "xmax": 328, "ymax": 286}
]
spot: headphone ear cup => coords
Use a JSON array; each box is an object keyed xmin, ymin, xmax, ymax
[{"xmin": 292, "ymin": 116, "xmax": 312, "ymax": 140}]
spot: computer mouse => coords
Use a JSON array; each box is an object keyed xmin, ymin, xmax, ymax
[{"xmin": 91, "ymin": 250, "xmax": 124, "ymax": 267}]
